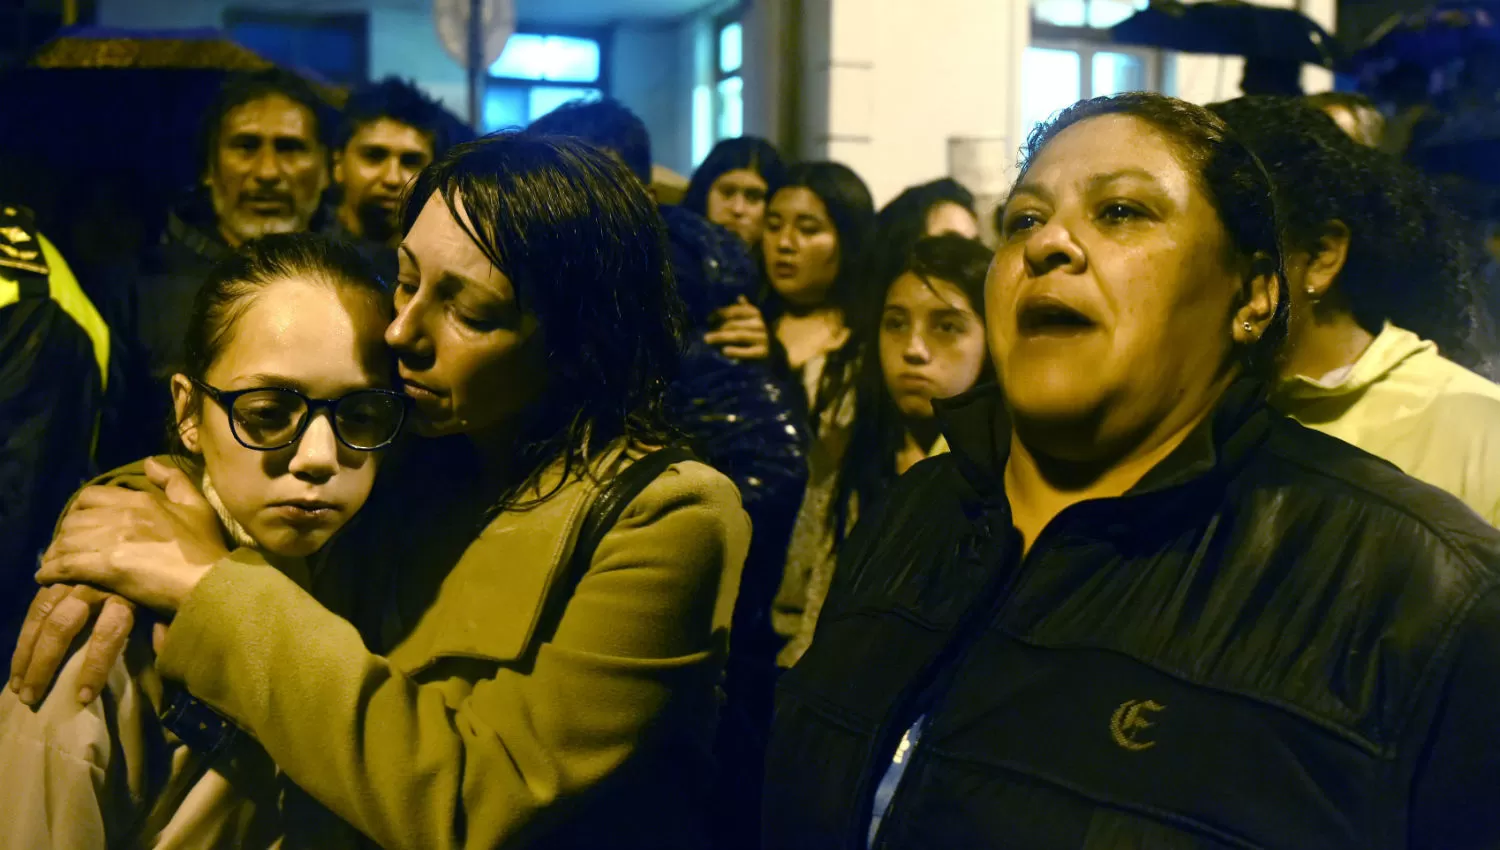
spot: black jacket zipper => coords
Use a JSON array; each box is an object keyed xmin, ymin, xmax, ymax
[{"xmin": 859, "ymin": 507, "xmax": 1034, "ymax": 849}]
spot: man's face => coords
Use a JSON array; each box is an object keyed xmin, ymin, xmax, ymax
[
  {"xmin": 334, "ymin": 118, "xmax": 435, "ymax": 245},
  {"xmin": 206, "ymin": 93, "xmax": 329, "ymax": 247}
]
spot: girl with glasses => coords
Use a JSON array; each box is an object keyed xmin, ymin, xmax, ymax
[{"xmin": 1, "ymin": 232, "xmax": 400, "ymax": 847}]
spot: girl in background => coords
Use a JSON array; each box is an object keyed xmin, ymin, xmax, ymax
[
  {"xmin": 682, "ymin": 136, "xmax": 787, "ymax": 248},
  {"xmin": 775, "ymin": 234, "xmax": 993, "ymax": 666}
]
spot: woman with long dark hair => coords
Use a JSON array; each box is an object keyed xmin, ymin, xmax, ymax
[
  {"xmin": 16, "ymin": 133, "xmax": 750, "ymax": 849},
  {"xmin": 761, "ymin": 161, "xmax": 876, "ymax": 405},
  {"xmin": 759, "ymin": 162, "xmax": 876, "ymax": 663}
]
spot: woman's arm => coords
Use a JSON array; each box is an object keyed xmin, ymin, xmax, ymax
[{"xmin": 154, "ymin": 465, "xmax": 749, "ymax": 850}]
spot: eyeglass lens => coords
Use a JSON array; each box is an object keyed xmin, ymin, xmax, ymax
[{"xmin": 229, "ymin": 389, "xmax": 403, "ymax": 449}]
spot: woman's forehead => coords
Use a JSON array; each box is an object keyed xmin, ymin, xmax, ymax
[
  {"xmin": 887, "ymin": 273, "xmax": 976, "ymax": 314},
  {"xmin": 772, "ymin": 186, "xmax": 829, "ymax": 216},
  {"xmin": 1023, "ymin": 114, "xmax": 1197, "ymax": 196},
  {"xmin": 403, "ymin": 194, "xmax": 514, "ymax": 302}
]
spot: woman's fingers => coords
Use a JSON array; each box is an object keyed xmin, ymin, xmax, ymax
[
  {"xmin": 704, "ymin": 328, "xmax": 767, "ymax": 346},
  {"xmin": 713, "ymin": 303, "xmax": 763, "ymax": 322},
  {"xmin": 145, "ymin": 457, "xmax": 210, "ymax": 510},
  {"xmin": 36, "ymin": 549, "xmax": 114, "ymax": 588},
  {"xmin": 69, "ymin": 484, "xmax": 151, "ymax": 512},
  {"xmin": 12, "ymin": 589, "xmax": 94, "ymax": 706},
  {"xmin": 9, "ymin": 584, "xmax": 72, "ymax": 693},
  {"xmin": 720, "ymin": 344, "xmax": 771, "ymax": 361},
  {"xmin": 72, "ymin": 596, "xmax": 136, "ymax": 705}
]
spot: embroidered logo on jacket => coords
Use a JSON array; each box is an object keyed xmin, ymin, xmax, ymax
[{"xmin": 1110, "ymin": 699, "xmax": 1166, "ymax": 751}]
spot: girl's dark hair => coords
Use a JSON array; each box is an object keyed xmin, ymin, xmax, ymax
[
  {"xmin": 404, "ymin": 132, "xmax": 686, "ymax": 509},
  {"xmin": 681, "ymin": 136, "xmax": 788, "ymax": 218},
  {"xmin": 172, "ymin": 232, "xmax": 390, "ymax": 456},
  {"xmin": 1018, "ymin": 92, "xmax": 1291, "ymax": 377},
  {"xmin": 769, "ymin": 161, "xmax": 877, "ymax": 317},
  {"xmin": 1212, "ymin": 95, "xmax": 1487, "ymax": 366},
  {"xmin": 829, "ymin": 234, "xmax": 995, "ymax": 542},
  {"xmin": 863, "ymin": 178, "xmax": 977, "ymax": 324}
]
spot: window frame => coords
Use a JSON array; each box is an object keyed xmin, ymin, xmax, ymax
[
  {"xmin": 222, "ymin": 8, "xmax": 371, "ymax": 86},
  {"xmin": 483, "ymin": 25, "xmax": 610, "ymax": 133},
  {"xmin": 712, "ymin": 10, "xmax": 744, "ymax": 142},
  {"xmin": 488, "ymin": 25, "xmax": 610, "ymax": 89},
  {"xmin": 1029, "ymin": 24, "xmax": 1164, "ymax": 101}
]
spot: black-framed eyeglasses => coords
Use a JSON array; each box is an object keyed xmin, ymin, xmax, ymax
[{"xmin": 191, "ymin": 379, "xmax": 408, "ymax": 452}]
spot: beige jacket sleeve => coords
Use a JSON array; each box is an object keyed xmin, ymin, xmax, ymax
[{"xmin": 155, "ymin": 464, "xmax": 749, "ymax": 850}]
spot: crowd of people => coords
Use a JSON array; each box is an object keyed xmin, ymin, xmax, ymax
[{"xmin": 2, "ymin": 68, "xmax": 1500, "ymax": 849}]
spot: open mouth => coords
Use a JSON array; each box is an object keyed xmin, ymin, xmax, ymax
[{"xmin": 1017, "ymin": 298, "xmax": 1096, "ymax": 336}]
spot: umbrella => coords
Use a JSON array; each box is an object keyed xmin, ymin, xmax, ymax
[
  {"xmin": 29, "ymin": 26, "xmax": 276, "ymax": 70},
  {"xmin": 1110, "ymin": 1, "xmax": 1343, "ymax": 67},
  {"xmin": 1349, "ymin": 4, "xmax": 1500, "ymax": 108}
]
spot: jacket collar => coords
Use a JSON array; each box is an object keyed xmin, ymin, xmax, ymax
[
  {"xmin": 1274, "ymin": 323, "xmax": 1432, "ymax": 401},
  {"xmin": 163, "ymin": 201, "xmax": 232, "ymax": 263},
  {"xmin": 934, "ymin": 377, "xmax": 1272, "ymax": 506}
]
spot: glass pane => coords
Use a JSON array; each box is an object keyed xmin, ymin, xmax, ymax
[
  {"xmin": 716, "ymin": 75, "xmax": 743, "ymax": 140},
  {"xmin": 1033, "ymin": 0, "xmax": 1086, "ymax": 27},
  {"xmin": 1021, "ymin": 47, "xmax": 1082, "ymax": 142},
  {"xmin": 1087, "ymin": 0, "xmax": 1147, "ymax": 28},
  {"xmin": 528, "ymin": 86, "xmax": 601, "ymax": 124},
  {"xmin": 1092, "ymin": 51, "xmax": 1147, "ymax": 97},
  {"xmin": 541, "ymin": 35, "xmax": 601, "ymax": 82},
  {"xmin": 490, "ymin": 33, "xmax": 544, "ymax": 80},
  {"xmin": 490, "ymin": 34, "xmax": 600, "ymax": 83},
  {"xmin": 719, "ymin": 21, "xmax": 743, "ymax": 75},
  {"xmin": 484, "ymin": 84, "xmax": 528, "ymax": 133}
]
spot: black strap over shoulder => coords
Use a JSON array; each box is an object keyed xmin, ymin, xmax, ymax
[
  {"xmin": 530, "ymin": 446, "xmax": 697, "ymax": 647},
  {"xmin": 571, "ymin": 445, "xmax": 698, "ymax": 578}
]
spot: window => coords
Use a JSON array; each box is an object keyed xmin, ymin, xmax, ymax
[
  {"xmin": 485, "ymin": 32, "xmax": 604, "ymax": 132},
  {"xmin": 714, "ymin": 18, "xmax": 744, "ymax": 142},
  {"xmin": 225, "ymin": 10, "xmax": 369, "ymax": 86},
  {"xmin": 1024, "ymin": 0, "xmax": 1162, "ymax": 141}
]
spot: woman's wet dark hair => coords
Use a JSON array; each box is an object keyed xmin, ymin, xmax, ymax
[
  {"xmin": 1017, "ymin": 92, "xmax": 1291, "ymax": 377},
  {"xmin": 403, "ymin": 131, "xmax": 686, "ymax": 508},
  {"xmin": 171, "ymin": 232, "xmax": 390, "ymax": 457},
  {"xmin": 829, "ymin": 234, "xmax": 995, "ymax": 542},
  {"xmin": 1212, "ymin": 95, "xmax": 1487, "ymax": 367},
  {"xmin": 681, "ymin": 136, "xmax": 788, "ymax": 219}
]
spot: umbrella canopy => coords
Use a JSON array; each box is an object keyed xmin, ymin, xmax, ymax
[
  {"xmin": 29, "ymin": 26, "xmax": 276, "ymax": 70},
  {"xmin": 1110, "ymin": 0, "xmax": 1342, "ymax": 67},
  {"xmin": 1350, "ymin": 4, "xmax": 1500, "ymax": 108}
]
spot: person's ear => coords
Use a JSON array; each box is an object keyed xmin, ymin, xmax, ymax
[
  {"xmin": 332, "ymin": 147, "xmax": 346, "ymax": 187},
  {"xmin": 1302, "ymin": 220, "xmax": 1351, "ymax": 304},
  {"xmin": 1233, "ymin": 251, "xmax": 1280, "ymax": 345},
  {"xmin": 171, "ymin": 374, "xmax": 202, "ymax": 454}
]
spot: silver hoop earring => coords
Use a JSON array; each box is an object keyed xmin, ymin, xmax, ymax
[{"xmin": 1242, "ymin": 321, "xmax": 1253, "ymax": 333}]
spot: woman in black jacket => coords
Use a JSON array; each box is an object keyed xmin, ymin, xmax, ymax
[{"xmin": 764, "ymin": 92, "xmax": 1500, "ymax": 849}]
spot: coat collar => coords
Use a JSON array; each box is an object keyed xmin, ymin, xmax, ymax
[
  {"xmin": 384, "ymin": 442, "xmax": 634, "ymax": 672},
  {"xmin": 1274, "ymin": 322, "xmax": 1433, "ymax": 401},
  {"xmin": 934, "ymin": 378, "xmax": 1272, "ymax": 507}
]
